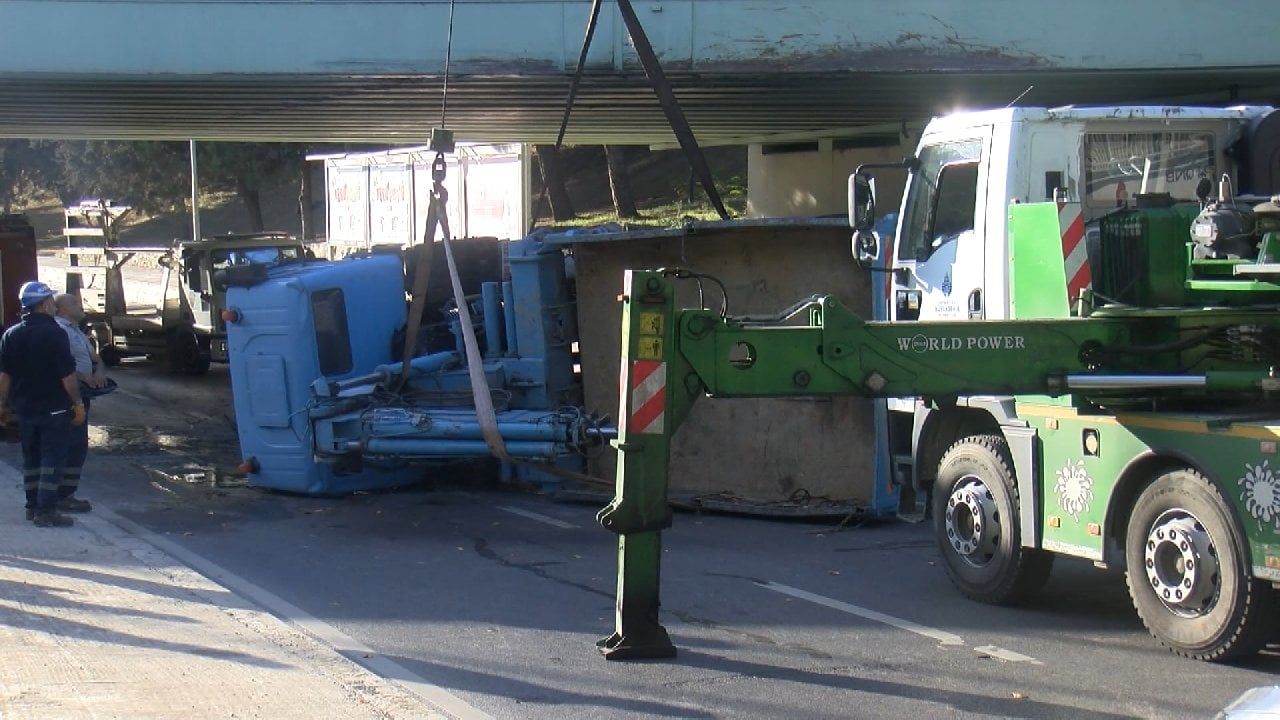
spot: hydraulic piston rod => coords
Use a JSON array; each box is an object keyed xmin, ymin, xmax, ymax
[
  {"xmin": 316, "ymin": 350, "xmax": 458, "ymax": 397},
  {"xmin": 363, "ymin": 438, "xmax": 557, "ymax": 457},
  {"xmin": 1064, "ymin": 372, "xmax": 1278, "ymax": 392},
  {"xmin": 1066, "ymin": 374, "xmax": 1207, "ymax": 390}
]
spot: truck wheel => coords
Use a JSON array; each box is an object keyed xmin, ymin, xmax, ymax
[
  {"xmin": 168, "ymin": 330, "xmax": 211, "ymax": 376},
  {"xmin": 98, "ymin": 345, "xmax": 122, "ymax": 367},
  {"xmin": 932, "ymin": 434, "xmax": 1053, "ymax": 605},
  {"xmin": 1124, "ymin": 469, "xmax": 1274, "ymax": 661}
]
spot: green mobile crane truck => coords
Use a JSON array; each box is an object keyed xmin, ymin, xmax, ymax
[{"xmin": 598, "ymin": 105, "xmax": 1280, "ymax": 663}]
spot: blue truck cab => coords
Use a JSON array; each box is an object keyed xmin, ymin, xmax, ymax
[{"xmin": 225, "ymin": 252, "xmax": 419, "ymax": 493}]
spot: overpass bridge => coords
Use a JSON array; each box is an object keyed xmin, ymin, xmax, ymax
[{"xmin": 2, "ymin": 0, "xmax": 1279, "ymax": 146}]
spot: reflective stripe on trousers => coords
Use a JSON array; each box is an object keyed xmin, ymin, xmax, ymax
[{"xmin": 19, "ymin": 410, "xmax": 72, "ymax": 511}]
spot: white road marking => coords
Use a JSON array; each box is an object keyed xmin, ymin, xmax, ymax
[
  {"xmin": 761, "ymin": 581, "xmax": 964, "ymax": 647},
  {"xmin": 497, "ymin": 505, "xmax": 576, "ymax": 529},
  {"xmin": 761, "ymin": 581, "xmax": 1043, "ymax": 664},
  {"xmin": 974, "ymin": 645, "xmax": 1043, "ymax": 664}
]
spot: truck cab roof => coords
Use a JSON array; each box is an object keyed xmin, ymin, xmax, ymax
[
  {"xmin": 185, "ymin": 232, "xmax": 299, "ymax": 247},
  {"xmin": 923, "ymin": 105, "xmax": 1275, "ymax": 135}
]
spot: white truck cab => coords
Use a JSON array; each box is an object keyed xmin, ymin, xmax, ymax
[
  {"xmin": 860, "ymin": 105, "xmax": 1280, "ymax": 506},
  {"xmin": 890, "ymin": 106, "xmax": 1274, "ymax": 324}
]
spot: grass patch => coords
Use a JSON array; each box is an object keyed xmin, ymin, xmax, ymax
[
  {"xmin": 548, "ymin": 198, "xmax": 746, "ymax": 230},
  {"xmin": 538, "ymin": 169, "xmax": 749, "ymax": 231}
]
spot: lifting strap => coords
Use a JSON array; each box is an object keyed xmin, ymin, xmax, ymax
[
  {"xmin": 401, "ymin": 154, "xmax": 614, "ymax": 489},
  {"xmin": 613, "ymin": 0, "xmax": 729, "ymax": 220},
  {"xmin": 399, "ymin": 151, "xmax": 516, "ymax": 462},
  {"xmin": 537, "ymin": 0, "xmax": 730, "ymax": 227},
  {"xmin": 439, "ymin": 214, "xmax": 510, "ymax": 460},
  {"xmin": 397, "ymin": 0, "xmax": 457, "ymax": 391},
  {"xmin": 527, "ymin": 0, "xmax": 603, "ymax": 234},
  {"xmin": 558, "ymin": 0, "xmax": 603, "ymax": 149},
  {"xmin": 394, "ymin": 155, "xmax": 443, "ymax": 392},
  {"xmin": 395, "ymin": 0, "xmax": 623, "ymax": 488}
]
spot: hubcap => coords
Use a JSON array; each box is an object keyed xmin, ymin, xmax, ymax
[
  {"xmin": 945, "ymin": 476, "xmax": 1000, "ymax": 566},
  {"xmin": 1144, "ymin": 511, "xmax": 1220, "ymax": 617}
]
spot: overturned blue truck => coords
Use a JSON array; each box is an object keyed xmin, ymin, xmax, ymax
[{"xmin": 221, "ymin": 235, "xmax": 610, "ymax": 495}]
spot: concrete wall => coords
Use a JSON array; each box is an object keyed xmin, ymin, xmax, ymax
[
  {"xmin": 571, "ymin": 222, "xmax": 881, "ymax": 506},
  {"xmin": 746, "ymin": 141, "xmax": 914, "ymax": 219}
]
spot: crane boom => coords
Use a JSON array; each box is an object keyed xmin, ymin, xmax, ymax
[{"xmin": 597, "ymin": 268, "xmax": 1280, "ymax": 659}]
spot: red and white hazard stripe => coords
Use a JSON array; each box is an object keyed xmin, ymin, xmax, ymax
[
  {"xmin": 628, "ymin": 360, "xmax": 666, "ymax": 435},
  {"xmin": 1058, "ymin": 202, "xmax": 1090, "ymax": 304}
]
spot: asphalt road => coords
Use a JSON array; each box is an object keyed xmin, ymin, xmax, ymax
[{"xmin": 4, "ymin": 363, "xmax": 1277, "ymax": 719}]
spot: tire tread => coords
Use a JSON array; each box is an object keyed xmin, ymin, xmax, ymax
[
  {"xmin": 1124, "ymin": 468, "xmax": 1275, "ymax": 662},
  {"xmin": 934, "ymin": 433, "xmax": 1053, "ymax": 606}
]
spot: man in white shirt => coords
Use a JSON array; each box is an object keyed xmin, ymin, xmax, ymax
[{"xmin": 53, "ymin": 293, "xmax": 108, "ymax": 514}]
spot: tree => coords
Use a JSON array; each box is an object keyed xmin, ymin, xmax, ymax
[
  {"xmin": 0, "ymin": 140, "xmax": 58, "ymax": 213},
  {"xmin": 198, "ymin": 143, "xmax": 307, "ymax": 231},
  {"xmin": 298, "ymin": 163, "xmax": 314, "ymax": 240},
  {"xmin": 533, "ymin": 145, "xmax": 575, "ymax": 222},
  {"xmin": 604, "ymin": 145, "xmax": 639, "ymax": 219},
  {"xmin": 52, "ymin": 141, "xmax": 189, "ymax": 213}
]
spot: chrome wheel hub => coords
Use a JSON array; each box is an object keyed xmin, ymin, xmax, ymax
[
  {"xmin": 1144, "ymin": 511, "xmax": 1220, "ymax": 616},
  {"xmin": 945, "ymin": 476, "xmax": 1000, "ymax": 566}
]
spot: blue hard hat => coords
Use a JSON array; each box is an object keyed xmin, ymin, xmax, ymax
[{"xmin": 18, "ymin": 281, "xmax": 54, "ymax": 309}]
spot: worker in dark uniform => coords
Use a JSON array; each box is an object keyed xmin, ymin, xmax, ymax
[{"xmin": 0, "ymin": 281, "xmax": 86, "ymax": 527}]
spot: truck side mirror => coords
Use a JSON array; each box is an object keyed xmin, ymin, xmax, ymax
[
  {"xmin": 853, "ymin": 230, "xmax": 880, "ymax": 269},
  {"xmin": 849, "ymin": 173, "xmax": 875, "ymax": 232}
]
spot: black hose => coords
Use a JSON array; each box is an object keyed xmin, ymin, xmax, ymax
[{"xmin": 658, "ymin": 267, "xmax": 730, "ymax": 319}]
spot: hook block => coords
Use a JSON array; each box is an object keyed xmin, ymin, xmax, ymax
[{"xmin": 429, "ymin": 127, "xmax": 455, "ymax": 154}]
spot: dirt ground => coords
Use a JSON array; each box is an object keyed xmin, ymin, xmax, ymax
[
  {"xmin": 85, "ymin": 361, "xmax": 243, "ymax": 475},
  {"xmin": 27, "ymin": 247, "xmax": 239, "ymax": 472}
]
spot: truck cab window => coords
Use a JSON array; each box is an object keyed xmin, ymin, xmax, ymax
[
  {"xmin": 930, "ymin": 162, "xmax": 980, "ymax": 248},
  {"xmin": 1083, "ymin": 131, "xmax": 1215, "ymax": 209},
  {"xmin": 210, "ymin": 246, "xmax": 301, "ymax": 272},
  {"xmin": 311, "ymin": 288, "xmax": 354, "ymax": 376},
  {"xmin": 898, "ymin": 139, "xmax": 983, "ymax": 261}
]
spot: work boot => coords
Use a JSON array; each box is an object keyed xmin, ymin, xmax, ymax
[
  {"xmin": 32, "ymin": 511, "xmax": 74, "ymax": 528},
  {"xmin": 57, "ymin": 497, "xmax": 92, "ymax": 514}
]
